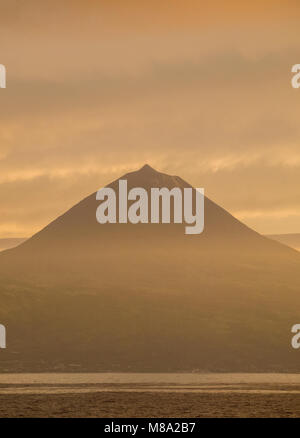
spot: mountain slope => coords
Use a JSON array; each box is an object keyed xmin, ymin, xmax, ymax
[
  {"xmin": 0, "ymin": 165, "xmax": 299, "ymax": 372},
  {"xmin": 0, "ymin": 238, "xmax": 27, "ymax": 252},
  {"xmin": 267, "ymin": 233, "xmax": 300, "ymax": 252}
]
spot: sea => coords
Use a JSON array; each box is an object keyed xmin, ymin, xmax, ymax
[{"xmin": 0, "ymin": 373, "xmax": 299, "ymax": 417}]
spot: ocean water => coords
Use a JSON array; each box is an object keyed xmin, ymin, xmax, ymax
[
  {"xmin": 0, "ymin": 373, "xmax": 300, "ymax": 417},
  {"xmin": 0, "ymin": 373, "xmax": 299, "ymax": 395}
]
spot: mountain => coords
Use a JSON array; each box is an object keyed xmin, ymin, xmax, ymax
[
  {"xmin": 267, "ymin": 233, "xmax": 300, "ymax": 252},
  {"xmin": 0, "ymin": 238, "xmax": 27, "ymax": 252},
  {"xmin": 0, "ymin": 164, "xmax": 299, "ymax": 372}
]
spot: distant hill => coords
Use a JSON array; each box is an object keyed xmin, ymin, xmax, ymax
[
  {"xmin": 0, "ymin": 238, "xmax": 27, "ymax": 252},
  {"xmin": 0, "ymin": 165, "xmax": 299, "ymax": 372},
  {"xmin": 267, "ymin": 234, "xmax": 300, "ymax": 252}
]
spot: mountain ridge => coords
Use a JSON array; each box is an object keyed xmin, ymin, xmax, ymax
[{"xmin": 7, "ymin": 164, "xmax": 296, "ymax": 256}]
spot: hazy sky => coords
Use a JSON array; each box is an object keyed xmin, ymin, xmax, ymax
[{"xmin": 0, "ymin": 0, "xmax": 300, "ymax": 237}]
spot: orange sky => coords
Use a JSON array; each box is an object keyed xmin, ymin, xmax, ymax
[{"xmin": 0, "ymin": 0, "xmax": 300, "ymax": 237}]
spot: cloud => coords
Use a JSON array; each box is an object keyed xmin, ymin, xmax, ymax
[{"xmin": 0, "ymin": 1, "xmax": 300, "ymax": 236}]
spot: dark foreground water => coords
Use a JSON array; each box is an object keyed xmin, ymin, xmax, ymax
[{"xmin": 0, "ymin": 373, "xmax": 299, "ymax": 417}]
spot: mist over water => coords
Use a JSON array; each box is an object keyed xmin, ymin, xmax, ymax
[{"xmin": 1, "ymin": 373, "xmax": 300, "ymax": 394}]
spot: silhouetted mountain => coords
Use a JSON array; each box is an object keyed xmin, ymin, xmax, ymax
[
  {"xmin": 267, "ymin": 233, "xmax": 300, "ymax": 252},
  {"xmin": 0, "ymin": 238, "xmax": 27, "ymax": 252},
  {"xmin": 0, "ymin": 165, "xmax": 299, "ymax": 372}
]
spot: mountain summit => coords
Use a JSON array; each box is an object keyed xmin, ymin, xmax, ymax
[
  {"xmin": 0, "ymin": 165, "xmax": 299, "ymax": 372},
  {"xmin": 7, "ymin": 164, "xmax": 291, "ymax": 254}
]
